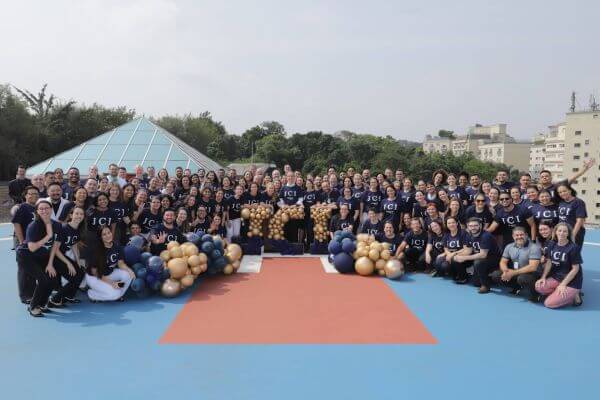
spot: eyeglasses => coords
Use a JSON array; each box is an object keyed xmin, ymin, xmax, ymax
[
  {"xmin": 475, "ymin": 199, "xmax": 485, "ymax": 203},
  {"xmin": 500, "ymin": 198, "xmax": 511, "ymax": 201}
]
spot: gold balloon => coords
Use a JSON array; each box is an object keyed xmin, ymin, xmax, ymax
[
  {"xmin": 378, "ymin": 269, "xmax": 386, "ymax": 276},
  {"xmin": 167, "ymin": 258, "xmax": 188, "ymax": 279},
  {"xmin": 227, "ymin": 244, "xmax": 243, "ymax": 262},
  {"xmin": 355, "ymin": 256, "xmax": 375, "ymax": 276},
  {"xmin": 161, "ymin": 279, "xmax": 181, "ymax": 298},
  {"xmin": 370, "ymin": 242, "xmax": 382, "ymax": 253},
  {"xmin": 200, "ymin": 263, "xmax": 208, "ymax": 272},
  {"xmin": 241, "ymin": 208, "xmax": 251, "ymax": 219},
  {"xmin": 384, "ymin": 259, "xmax": 404, "ymax": 280},
  {"xmin": 232, "ymin": 260, "xmax": 241, "ymax": 270},
  {"xmin": 166, "ymin": 241, "xmax": 180, "ymax": 251},
  {"xmin": 357, "ymin": 248, "xmax": 369, "ymax": 258},
  {"xmin": 381, "ymin": 242, "xmax": 391, "ymax": 250},
  {"xmin": 191, "ymin": 265, "xmax": 202, "ymax": 275},
  {"xmin": 197, "ymin": 253, "xmax": 208, "ymax": 265},
  {"xmin": 375, "ymin": 259, "xmax": 386, "ymax": 270},
  {"xmin": 223, "ymin": 264, "xmax": 234, "ymax": 275},
  {"xmin": 368, "ymin": 249, "xmax": 380, "ymax": 261},
  {"xmin": 380, "ymin": 249, "xmax": 391, "ymax": 261},
  {"xmin": 183, "ymin": 243, "xmax": 199, "ymax": 257},
  {"xmin": 169, "ymin": 246, "xmax": 183, "ymax": 259},
  {"xmin": 356, "ymin": 234, "xmax": 369, "ymax": 243},
  {"xmin": 159, "ymin": 250, "xmax": 171, "ymax": 262},
  {"xmin": 181, "ymin": 274, "xmax": 195, "ymax": 288},
  {"xmin": 187, "ymin": 254, "xmax": 202, "ymax": 267},
  {"xmin": 281, "ymin": 213, "xmax": 289, "ymax": 223}
]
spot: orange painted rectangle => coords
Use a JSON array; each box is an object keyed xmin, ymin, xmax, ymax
[{"xmin": 160, "ymin": 258, "xmax": 436, "ymax": 344}]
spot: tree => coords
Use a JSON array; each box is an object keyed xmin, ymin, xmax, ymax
[
  {"xmin": 13, "ymin": 83, "xmax": 76, "ymax": 134},
  {"xmin": 438, "ymin": 129, "xmax": 455, "ymax": 139}
]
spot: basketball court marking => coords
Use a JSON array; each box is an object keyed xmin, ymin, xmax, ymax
[{"xmin": 239, "ymin": 253, "xmax": 339, "ymax": 274}]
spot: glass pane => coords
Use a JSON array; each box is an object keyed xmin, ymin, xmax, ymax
[
  {"xmin": 122, "ymin": 144, "xmax": 149, "ymax": 160},
  {"xmin": 108, "ymin": 129, "xmax": 134, "ymax": 145},
  {"xmin": 131, "ymin": 130, "xmax": 155, "ymax": 144},
  {"xmin": 27, "ymin": 161, "xmax": 51, "ymax": 176},
  {"xmin": 54, "ymin": 145, "xmax": 84, "ymax": 161},
  {"xmin": 167, "ymin": 146, "xmax": 188, "ymax": 161},
  {"xmin": 72, "ymin": 159, "xmax": 98, "ymax": 172},
  {"xmin": 96, "ymin": 160, "xmax": 111, "ymax": 174},
  {"xmin": 137, "ymin": 118, "xmax": 156, "ymax": 132},
  {"xmin": 120, "ymin": 160, "xmax": 138, "ymax": 171},
  {"xmin": 145, "ymin": 144, "xmax": 170, "ymax": 160},
  {"xmin": 152, "ymin": 133, "xmax": 171, "ymax": 145},
  {"xmin": 87, "ymin": 133, "xmax": 111, "ymax": 145},
  {"xmin": 77, "ymin": 144, "xmax": 106, "ymax": 160},
  {"xmin": 98, "ymin": 144, "xmax": 127, "ymax": 161},
  {"xmin": 166, "ymin": 160, "xmax": 189, "ymax": 173}
]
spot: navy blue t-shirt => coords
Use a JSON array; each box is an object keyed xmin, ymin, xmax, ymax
[
  {"xmin": 402, "ymin": 230, "xmax": 428, "ymax": 251},
  {"xmin": 428, "ymin": 232, "xmax": 445, "ymax": 254},
  {"xmin": 558, "ymin": 198, "xmax": 587, "ymax": 228},
  {"xmin": 494, "ymin": 205, "xmax": 532, "ymax": 243},
  {"xmin": 103, "ymin": 244, "xmax": 124, "ymax": 276},
  {"xmin": 329, "ymin": 214, "xmax": 354, "ymax": 232},
  {"xmin": 352, "ymin": 186, "xmax": 366, "ymax": 201},
  {"xmin": 443, "ymin": 230, "xmax": 467, "ymax": 252},
  {"xmin": 397, "ymin": 190, "xmax": 415, "ymax": 213},
  {"xmin": 303, "ymin": 191, "xmax": 318, "ymax": 209},
  {"xmin": 197, "ymin": 198, "xmax": 215, "ymax": 216},
  {"xmin": 226, "ymin": 196, "xmax": 243, "ymax": 220},
  {"xmin": 494, "ymin": 181, "xmax": 516, "ymax": 194},
  {"xmin": 11, "ymin": 203, "xmax": 36, "ymax": 231},
  {"xmin": 465, "ymin": 186, "xmax": 481, "ymax": 204},
  {"xmin": 465, "ymin": 205, "xmax": 494, "ymax": 227},
  {"xmin": 378, "ymin": 234, "xmax": 403, "ymax": 254},
  {"xmin": 149, "ymin": 223, "xmax": 187, "ymax": 254},
  {"xmin": 222, "ymin": 189, "xmax": 235, "ymax": 201},
  {"xmin": 337, "ymin": 196, "xmax": 360, "ymax": 214},
  {"xmin": 19, "ymin": 219, "xmax": 62, "ymax": 258},
  {"xmin": 545, "ymin": 241, "xmax": 583, "ymax": 289},
  {"xmin": 446, "ymin": 186, "xmax": 465, "ymax": 203},
  {"xmin": 529, "ymin": 203, "xmax": 559, "ymax": 226},
  {"xmin": 57, "ymin": 223, "xmax": 81, "ymax": 254},
  {"xmin": 109, "ymin": 200, "xmax": 127, "ymax": 223},
  {"xmin": 465, "ymin": 231, "xmax": 500, "ymax": 257},
  {"xmin": 412, "ymin": 203, "xmax": 428, "ymax": 220},
  {"xmin": 279, "ymin": 184, "xmax": 303, "ymax": 205},
  {"xmin": 380, "ymin": 198, "xmax": 402, "ymax": 225},
  {"xmin": 242, "ymin": 192, "xmax": 261, "ymax": 206},
  {"xmin": 138, "ymin": 209, "xmax": 162, "ymax": 234},
  {"xmin": 193, "ymin": 218, "xmax": 211, "ymax": 236},
  {"xmin": 361, "ymin": 190, "xmax": 383, "ymax": 213},
  {"xmin": 360, "ymin": 220, "xmax": 383, "ymax": 236},
  {"xmin": 86, "ymin": 207, "xmax": 117, "ymax": 231},
  {"xmin": 319, "ymin": 189, "xmax": 340, "ymax": 205}
]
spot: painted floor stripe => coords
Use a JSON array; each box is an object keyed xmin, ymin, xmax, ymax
[
  {"xmin": 320, "ymin": 256, "xmax": 339, "ymax": 273},
  {"xmin": 0, "ymin": 237, "xmax": 13, "ymax": 242},
  {"xmin": 238, "ymin": 255, "xmax": 262, "ymax": 273},
  {"xmin": 584, "ymin": 242, "xmax": 600, "ymax": 247}
]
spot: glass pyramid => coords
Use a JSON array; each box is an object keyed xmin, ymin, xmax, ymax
[{"xmin": 27, "ymin": 117, "xmax": 223, "ymax": 176}]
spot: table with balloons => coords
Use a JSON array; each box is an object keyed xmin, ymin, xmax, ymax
[{"xmin": 124, "ymin": 233, "xmax": 244, "ymax": 298}]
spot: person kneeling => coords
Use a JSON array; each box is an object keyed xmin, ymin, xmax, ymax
[
  {"xmin": 85, "ymin": 226, "xmax": 135, "ymax": 302},
  {"xmin": 490, "ymin": 227, "xmax": 541, "ymax": 301},
  {"xmin": 395, "ymin": 218, "xmax": 428, "ymax": 272}
]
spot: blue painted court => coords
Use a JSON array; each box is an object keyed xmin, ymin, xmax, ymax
[{"xmin": 2, "ymin": 223, "xmax": 599, "ymax": 400}]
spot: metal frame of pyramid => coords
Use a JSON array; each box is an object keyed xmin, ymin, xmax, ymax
[{"xmin": 26, "ymin": 117, "xmax": 223, "ymax": 176}]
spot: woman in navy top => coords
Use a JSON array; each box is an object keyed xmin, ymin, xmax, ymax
[
  {"xmin": 87, "ymin": 192, "xmax": 117, "ymax": 238},
  {"xmin": 48, "ymin": 205, "xmax": 86, "ymax": 306},
  {"xmin": 425, "ymin": 219, "xmax": 445, "ymax": 274},
  {"xmin": 337, "ymin": 186, "xmax": 360, "ymax": 222},
  {"xmin": 380, "ymin": 186, "xmax": 402, "ymax": 231},
  {"xmin": 535, "ymin": 222, "xmax": 583, "ymax": 308},
  {"xmin": 412, "ymin": 191, "xmax": 429, "ymax": 221},
  {"xmin": 360, "ymin": 178, "xmax": 383, "ymax": 223},
  {"xmin": 16, "ymin": 200, "xmax": 61, "ymax": 317},
  {"xmin": 434, "ymin": 216, "xmax": 466, "ymax": 279},
  {"xmin": 529, "ymin": 190, "xmax": 559, "ymax": 228},
  {"xmin": 378, "ymin": 221, "xmax": 403, "ymax": 254},
  {"xmin": 556, "ymin": 183, "xmax": 587, "ymax": 247}
]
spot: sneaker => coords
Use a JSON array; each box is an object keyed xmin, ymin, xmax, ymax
[
  {"xmin": 64, "ymin": 297, "xmax": 81, "ymax": 304},
  {"xmin": 454, "ymin": 277, "xmax": 468, "ymax": 285},
  {"xmin": 47, "ymin": 298, "xmax": 64, "ymax": 308},
  {"xmin": 528, "ymin": 294, "xmax": 541, "ymax": 303},
  {"xmin": 28, "ymin": 307, "xmax": 44, "ymax": 318},
  {"xmin": 510, "ymin": 288, "xmax": 521, "ymax": 296},
  {"xmin": 478, "ymin": 286, "xmax": 490, "ymax": 294},
  {"xmin": 430, "ymin": 270, "xmax": 439, "ymax": 277},
  {"xmin": 20, "ymin": 298, "xmax": 32, "ymax": 305}
]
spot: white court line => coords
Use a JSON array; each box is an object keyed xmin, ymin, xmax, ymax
[
  {"xmin": 0, "ymin": 223, "xmax": 12, "ymax": 226},
  {"xmin": 237, "ymin": 253, "xmax": 337, "ymax": 274},
  {"xmin": 0, "ymin": 237, "xmax": 13, "ymax": 241},
  {"xmin": 584, "ymin": 242, "xmax": 600, "ymax": 247},
  {"xmin": 320, "ymin": 256, "xmax": 339, "ymax": 274},
  {"xmin": 238, "ymin": 255, "xmax": 262, "ymax": 273}
]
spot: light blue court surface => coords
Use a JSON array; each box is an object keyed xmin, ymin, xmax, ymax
[{"xmin": 2, "ymin": 223, "xmax": 599, "ymax": 400}]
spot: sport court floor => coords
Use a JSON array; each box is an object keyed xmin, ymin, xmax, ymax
[{"xmin": 1, "ymin": 223, "xmax": 599, "ymax": 400}]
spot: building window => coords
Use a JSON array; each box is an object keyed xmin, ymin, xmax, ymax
[
  {"xmin": 597, "ymin": 203, "xmax": 600, "ymax": 208},
  {"xmin": 573, "ymin": 168, "xmax": 579, "ymax": 172},
  {"xmin": 573, "ymin": 155, "xmax": 580, "ymax": 160},
  {"xmin": 581, "ymin": 190, "xmax": 586, "ymax": 194},
  {"xmin": 585, "ymin": 139, "xmax": 590, "ymax": 145},
  {"xmin": 574, "ymin": 143, "xmax": 581, "ymax": 147},
  {"xmin": 585, "ymin": 152, "xmax": 589, "ymax": 157},
  {"xmin": 596, "ymin": 215, "xmax": 600, "ymax": 220},
  {"xmin": 583, "ymin": 177, "xmax": 587, "ymax": 183},
  {"xmin": 575, "ymin": 131, "xmax": 582, "ymax": 135}
]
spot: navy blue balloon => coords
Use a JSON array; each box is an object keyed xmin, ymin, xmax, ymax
[
  {"xmin": 123, "ymin": 245, "xmax": 141, "ymax": 266},
  {"xmin": 145, "ymin": 273, "xmax": 157, "ymax": 287},
  {"xmin": 213, "ymin": 257, "xmax": 227, "ymax": 270},
  {"xmin": 128, "ymin": 235, "xmax": 145, "ymax": 250},
  {"xmin": 151, "ymin": 281, "xmax": 162, "ymax": 291},
  {"xmin": 201, "ymin": 241, "xmax": 215, "ymax": 254},
  {"xmin": 328, "ymin": 254, "xmax": 334, "ymax": 264},
  {"xmin": 340, "ymin": 231, "xmax": 356, "ymax": 241},
  {"xmin": 186, "ymin": 232, "xmax": 202, "ymax": 246},
  {"xmin": 131, "ymin": 278, "xmax": 146, "ymax": 292},
  {"xmin": 147, "ymin": 256, "xmax": 164, "ymax": 273},
  {"xmin": 201, "ymin": 234, "xmax": 214, "ymax": 243},
  {"xmin": 341, "ymin": 238, "xmax": 356, "ymax": 254},
  {"xmin": 136, "ymin": 267, "xmax": 147, "ymax": 280},
  {"xmin": 160, "ymin": 268, "xmax": 171, "ymax": 281},
  {"xmin": 328, "ymin": 240, "xmax": 343, "ymax": 255},
  {"xmin": 211, "ymin": 249, "xmax": 222, "ymax": 259},
  {"xmin": 213, "ymin": 238, "xmax": 224, "ymax": 252},
  {"xmin": 333, "ymin": 252, "xmax": 354, "ymax": 273},
  {"xmin": 131, "ymin": 262, "xmax": 145, "ymax": 274},
  {"xmin": 140, "ymin": 252, "xmax": 152, "ymax": 265}
]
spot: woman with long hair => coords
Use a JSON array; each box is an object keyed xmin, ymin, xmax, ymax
[
  {"xmin": 86, "ymin": 192, "xmax": 117, "ymax": 242},
  {"xmin": 16, "ymin": 200, "xmax": 62, "ymax": 317},
  {"xmin": 446, "ymin": 198, "xmax": 465, "ymax": 227},
  {"xmin": 434, "ymin": 216, "xmax": 467, "ymax": 280},
  {"xmin": 175, "ymin": 207, "xmax": 190, "ymax": 233},
  {"xmin": 465, "ymin": 193, "xmax": 493, "ymax": 230},
  {"xmin": 535, "ymin": 222, "xmax": 583, "ymax": 308},
  {"xmin": 47, "ymin": 206, "xmax": 86, "ymax": 306},
  {"xmin": 108, "ymin": 183, "xmax": 126, "ymax": 244},
  {"xmin": 425, "ymin": 219, "xmax": 445, "ymax": 275},
  {"xmin": 556, "ymin": 182, "xmax": 587, "ymax": 247}
]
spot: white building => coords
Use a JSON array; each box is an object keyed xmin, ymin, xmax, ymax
[
  {"xmin": 543, "ymin": 122, "xmax": 566, "ymax": 180},
  {"xmin": 478, "ymin": 142, "xmax": 531, "ymax": 171},
  {"xmin": 529, "ymin": 133, "xmax": 546, "ymax": 178}
]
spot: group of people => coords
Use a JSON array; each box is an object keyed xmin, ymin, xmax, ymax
[{"xmin": 9, "ymin": 158, "xmax": 594, "ymax": 317}]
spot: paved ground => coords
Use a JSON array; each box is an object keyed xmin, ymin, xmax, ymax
[{"xmin": 1, "ymin": 223, "xmax": 598, "ymax": 400}]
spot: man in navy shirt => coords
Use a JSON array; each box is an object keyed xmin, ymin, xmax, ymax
[
  {"xmin": 61, "ymin": 167, "xmax": 81, "ymax": 200},
  {"xmin": 149, "ymin": 209, "xmax": 187, "ymax": 255},
  {"xmin": 493, "ymin": 169, "xmax": 515, "ymax": 193},
  {"xmin": 454, "ymin": 217, "xmax": 501, "ymax": 293},
  {"xmin": 396, "ymin": 217, "xmax": 428, "ymax": 272},
  {"xmin": 12, "ymin": 186, "xmax": 39, "ymax": 304},
  {"xmin": 358, "ymin": 208, "xmax": 383, "ymax": 237},
  {"xmin": 487, "ymin": 194, "xmax": 536, "ymax": 246}
]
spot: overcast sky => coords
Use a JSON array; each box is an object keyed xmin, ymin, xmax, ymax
[{"xmin": 2, "ymin": 1, "xmax": 598, "ymax": 140}]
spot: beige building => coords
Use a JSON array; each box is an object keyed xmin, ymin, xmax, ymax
[
  {"xmin": 478, "ymin": 142, "xmax": 531, "ymax": 171},
  {"xmin": 563, "ymin": 111, "xmax": 600, "ymax": 223},
  {"xmin": 529, "ymin": 133, "xmax": 546, "ymax": 178},
  {"xmin": 423, "ymin": 136, "xmax": 453, "ymax": 154},
  {"xmin": 467, "ymin": 123, "xmax": 508, "ymax": 141},
  {"xmin": 544, "ymin": 122, "xmax": 566, "ymax": 180}
]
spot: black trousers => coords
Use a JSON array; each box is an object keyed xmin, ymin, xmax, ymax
[
  {"xmin": 16, "ymin": 252, "xmax": 58, "ymax": 309},
  {"xmin": 284, "ymin": 219, "xmax": 302, "ymax": 243},
  {"xmin": 447, "ymin": 259, "xmax": 473, "ymax": 281},
  {"xmin": 490, "ymin": 270, "xmax": 540, "ymax": 295},
  {"xmin": 472, "ymin": 256, "xmax": 501, "ymax": 288},
  {"xmin": 404, "ymin": 248, "xmax": 426, "ymax": 271},
  {"xmin": 52, "ymin": 256, "xmax": 85, "ymax": 301},
  {"xmin": 15, "ymin": 252, "xmax": 36, "ymax": 302}
]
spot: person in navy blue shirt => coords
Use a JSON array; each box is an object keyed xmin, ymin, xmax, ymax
[
  {"xmin": 445, "ymin": 174, "xmax": 467, "ymax": 206},
  {"xmin": 243, "ymin": 182, "xmax": 262, "ymax": 205},
  {"xmin": 398, "ymin": 178, "xmax": 415, "ymax": 215},
  {"xmin": 303, "ymin": 179, "xmax": 319, "ymax": 245},
  {"xmin": 556, "ymin": 183, "xmax": 587, "ymax": 247},
  {"xmin": 358, "ymin": 208, "xmax": 383, "ymax": 237},
  {"xmin": 378, "ymin": 221, "xmax": 403, "ymax": 254},
  {"xmin": 465, "ymin": 193, "xmax": 494, "ymax": 229},
  {"xmin": 225, "ymin": 185, "xmax": 244, "ymax": 241},
  {"xmin": 86, "ymin": 192, "xmax": 117, "ymax": 239},
  {"xmin": 433, "ymin": 216, "xmax": 467, "ymax": 280},
  {"xmin": 11, "ymin": 186, "xmax": 39, "ymax": 303},
  {"xmin": 412, "ymin": 191, "xmax": 429, "ymax": 221},
  {"xmin": 396, "ymin": 217, "xmax": 428, "ymax": 272},
  {"xmin": 380, "ymin": 186, "xmax": 402, "ymax": 231},
  {"xmin": 329, "ymin": 203, "xmax": 355, "ymax": 237},
  {"xmin": 278, "ymin": 172, "xmax": 305, "ymax": 243},
  {"xmin": 535, "ymin": 222, "xmax": 583, "ymax": 308},
  {"xmin": 360, "ymin": 178, "xmax": 383, "ymax": 223},
  {"xmin": 208, "ymin": 214, "xmax": 227, "ymax": 237},
  {"xmin": 15, "ymin": 200, "xmax": 62, "ymax": 317},
  {"xmin": 425, "ymin": 219, "xmax": 445, "ymax": 274},
  {"xmin": 48, "ymin": 205, "xmax": 86, "ymax": 306},
  {"xmin": 318, "ymin": 181, "xmax": 339, "ymax": 207},
  {"xmin": 464, "ymin": 174, "xmax": 482, "ymax": 205},
  {"xmin": 487, "ymin": 193, "xmax": 536, "ymax": 246},
  {"xmin": 493, "ymin": 169, "xmax": 515, "ymax": 193},
  {"xmin": 149, "ymin": 209, "xmax": 187, "ymax": 254},
  {"xmin": 453, "ymin": 217, "xmax": 501, "ymax": 293},
  {"xmin": 337, "ymin": 187, "xmax": 360, "ymax": 222},
  {"xmin": 135, "ymin": 196, "xmax": 162, "ymax": 236},
  {"xmin": 529, "ymin": 190, "xmax": 559, "ymax": 228},
  {"xmin": 85, "ymin": 226, "xmax": 134, "ymax": 302},
  {"xmin": 192, "ymin": 205, "xmax": 211, "ymax": 236}
]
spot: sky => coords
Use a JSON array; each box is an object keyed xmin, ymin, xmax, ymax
[{"xmin": 1, "ymin": 0, "xmax": 598, "ymax": 141}]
